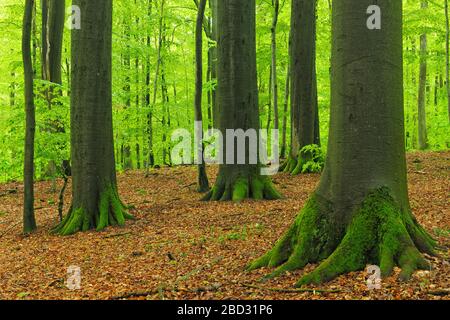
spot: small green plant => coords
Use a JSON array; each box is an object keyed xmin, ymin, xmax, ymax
[
  {"xmin": 137, "ymin": 189, "xmax": 147, "ymax": 196},
  {"xmin": 218, "ymin": 226, "xmax": 248, "ymax": 244},
  {"xmin": 433, "ymin": 228, "xmax": 450, "ymax": 237},
  {"xmin": 17, "ymin": 292, "xmax": 30, "ymax": 299},
  {"xmin": 299, "ymin": 144, "xmax": 325, "ymax": 174}
]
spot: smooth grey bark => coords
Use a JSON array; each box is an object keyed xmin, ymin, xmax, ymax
[
  {"xmin": 41, "ymin": 0, "xmax": 65, "ymax": 88},
  {"xmin": 195, "ymin": 0, "xmax": 217, "ymax": 129},
  {"xmin": 319, "ymin": 0, "xmax": 409, "ymax": 223},
  {"xmin": 417, "ymin": 1, "xmax": 428, "ymax": 150},
  {"xmin": 23, "ymin": 0, "xmax": 37, "ymax": 234},
  {"xmin": 195, "ymin": 0, "xmax": 210, "ymax": 192},
  {"xmin": 203, "ymin": 0, "xmax": 281, "ymax": 201},
  {"xmin": 134, "ymin": 5, "xmax": 141, "ymax": 170},
  {"xmin": 209, "ymin": 0, "xmax": 218, "ymax": 128},
  {"xmin": 282, "ymin": 0, "xmax": 320, "ymax": 175},
  {"xmin": 271, "ymin": 0, "xmax": 280, "ymax": 133},
  {"xmin": 280, "ymin": 65, "xmax": 290, "ymax": 159},
  {"xmin": 31, "ymin": 1, "xmax": 37, "ymax": 77},
  {"xmin": 54, "ymin": 0, "xmax": 131, "ymax": 235}
]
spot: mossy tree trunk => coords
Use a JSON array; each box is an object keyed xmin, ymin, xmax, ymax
[
  {"xmin": 249, "ymin": 0, "xmax": 437, "ymax": 286},
  {"xmin": 203, "ymin": 0, "xmax": 281, "ymax": 202},
  {"xmin": 54, "ymin": 0, "xmax": 132, "ymax": 236},
  {"xmin": 281, "ymin": 0, "xmax": 321, "ymax": 175}
]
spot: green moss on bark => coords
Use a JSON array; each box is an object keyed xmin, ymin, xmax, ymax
[
  {"xmin": 247, "ymin": 194, "xmax": 338, "ymax": 279},
  {"xmin": 203, "ymin": 175, "xmax": 282, "ymax": 202},
  {"xmin": 280, "ymin": 157, "xmax": 297, "ymax": 173},
  {"xmin": 249, "ymin": 188, "xmax": 437, "ymax": 286},
  {"xmin": 52, "ymin": 184, "xmax": 133, "ymax": 236}
]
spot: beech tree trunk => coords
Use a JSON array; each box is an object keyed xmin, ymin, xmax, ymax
[
  {"xmin": 23, "ymin": 0, "xmax": 37, "ymax": 234},
  {"xmin": 271, "ymin": 0, "xmax": 280, "ymax": 133},
  {"xmin": 249, "ymin": 0, "xmax": 436, "ymax": 286},
  {"xmin": 145, "ymin": 0, "xmax": 155, "ymax": 172},
  {"xmin": 280, "ymin": 65, "xmax": 290, "ymax": 159},
  {"xmin": 209, "ymin": 0, "xmax": 218, "ymax": 128},
  {"xmin": 417, "ymin": 1, "xmax": 428, "ymax": 150},
  {"xmin": 41, "ymin": 0, "xmax": 66, "ymax": 183},
  {"xmin": 203, "ymin": 0, "xmax": 281, "ymax": 202},
  {"xmin": 281, "ymin": 0, "xmax": 320, "ymax": 175},
  {"xmin": 41, "ymin": 0, "xmax": 65, "ymax": 90},
  {"xmin": 195, "ymin": 0, "xmax": 210, "ymax": 192},
  {"xmin": 446, "ymin": 0, "xmax": 450, "ymax": 122},
  {"xmin": 53, "ymin": 0, "xmax": 132, "ymax": 235}
]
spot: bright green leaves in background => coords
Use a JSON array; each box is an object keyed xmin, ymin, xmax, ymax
[{"xmin": 0, "ymin": 0, "xmax": 448, "ymax": 183}]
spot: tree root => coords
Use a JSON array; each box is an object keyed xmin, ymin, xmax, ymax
[
  {"xmin": 203, "ymin": 175, "xmax": 282, "ymax": 202},
  {"xmin": 52, "ymin": 184, "xmax": 134, "ymax": 236},
  {"xmin": 242, "ymin": 284, "xmax": 342, "ymax": 294},
  {"xmin": 280, "ymin": 156, "xmax": 307, "ymax": 175},
  {"xmin": 248, "ymin": 188, "xmax": 437, "ymax": 286}
]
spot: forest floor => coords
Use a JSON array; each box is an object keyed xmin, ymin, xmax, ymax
[{"xmin": 0, "ymin": 151, "xmax": 449, "ymax": 300}]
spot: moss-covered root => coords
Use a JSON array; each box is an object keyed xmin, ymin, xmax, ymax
[
  {"xmin": 247, "ymin": 189, "xmax": 436, "ymax": 286},
  {"xmin": 280, "ymin": 156, "xmax": 307, "ymax": 176},
  {"xmin": 52, "ymin": 185, "xmax": 133, "ymax": 236},
  {"xmin": 247, "ymin": 195, "xmax": 337, "ymax": 279},
  {"xmin": 202, "ymin": 176, "xmax": 282, "ymax": 202},
  {"xmin": 296, "ymin": 189, "xmax": 435, "ymax": 287},
  {"xmin": 280, "ymin": 157, "xmax": 296, "ymax": 173}
]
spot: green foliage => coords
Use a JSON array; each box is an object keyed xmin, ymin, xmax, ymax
[
  {"xmin": 0, "ymin": 0, "xmax": 448, "ymax": 183},
  {"xmin": 299, "ymin": 144, "xmax": 325, "ymax": 174}
]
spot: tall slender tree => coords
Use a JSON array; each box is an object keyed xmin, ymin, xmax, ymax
[
  {"xmin": 195, "ymin": 0, "xmax": 210, "ymax": 192},
  {"xmin": 280, "ymin": 65, "xmax": 290, "ymax": 159},
  {"xmin": 445, "ymin": 0, "xmax": 450, "ymax": 122},
  {"xmin": 54, "ymin": 0, "xmax": 133, "ymax": 235},
  {"xmin": 145, "ymin": 0, "xmax": 155, "ymax": 172},
  {"xmin": 23, "ymin": 0, "xmax": 37, "ymax": 234},
  {"xmin": 203, "ymin": 0, "xmax": 281, "ymax": 201},
  {"xmin": 41, "ymin": 0, "xmax": 66, "ymax": 186},
  {"xmin": 417, "ymin": 1, "xmax": 428, "ymax": 150},
  {"xmin": 249, "ymin": 0, "xmax": 436, "ymax": 285},
  {"xmin": 271, "ymin": 0, "xmax": 280, "ymax": 134},
  {"xmin": 209, "ymin": 0, "xmax": 218, "ymax": 128},
  {"xmin": 281, "ymin": 0, "xmax": 320, "ymax": 175}
]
